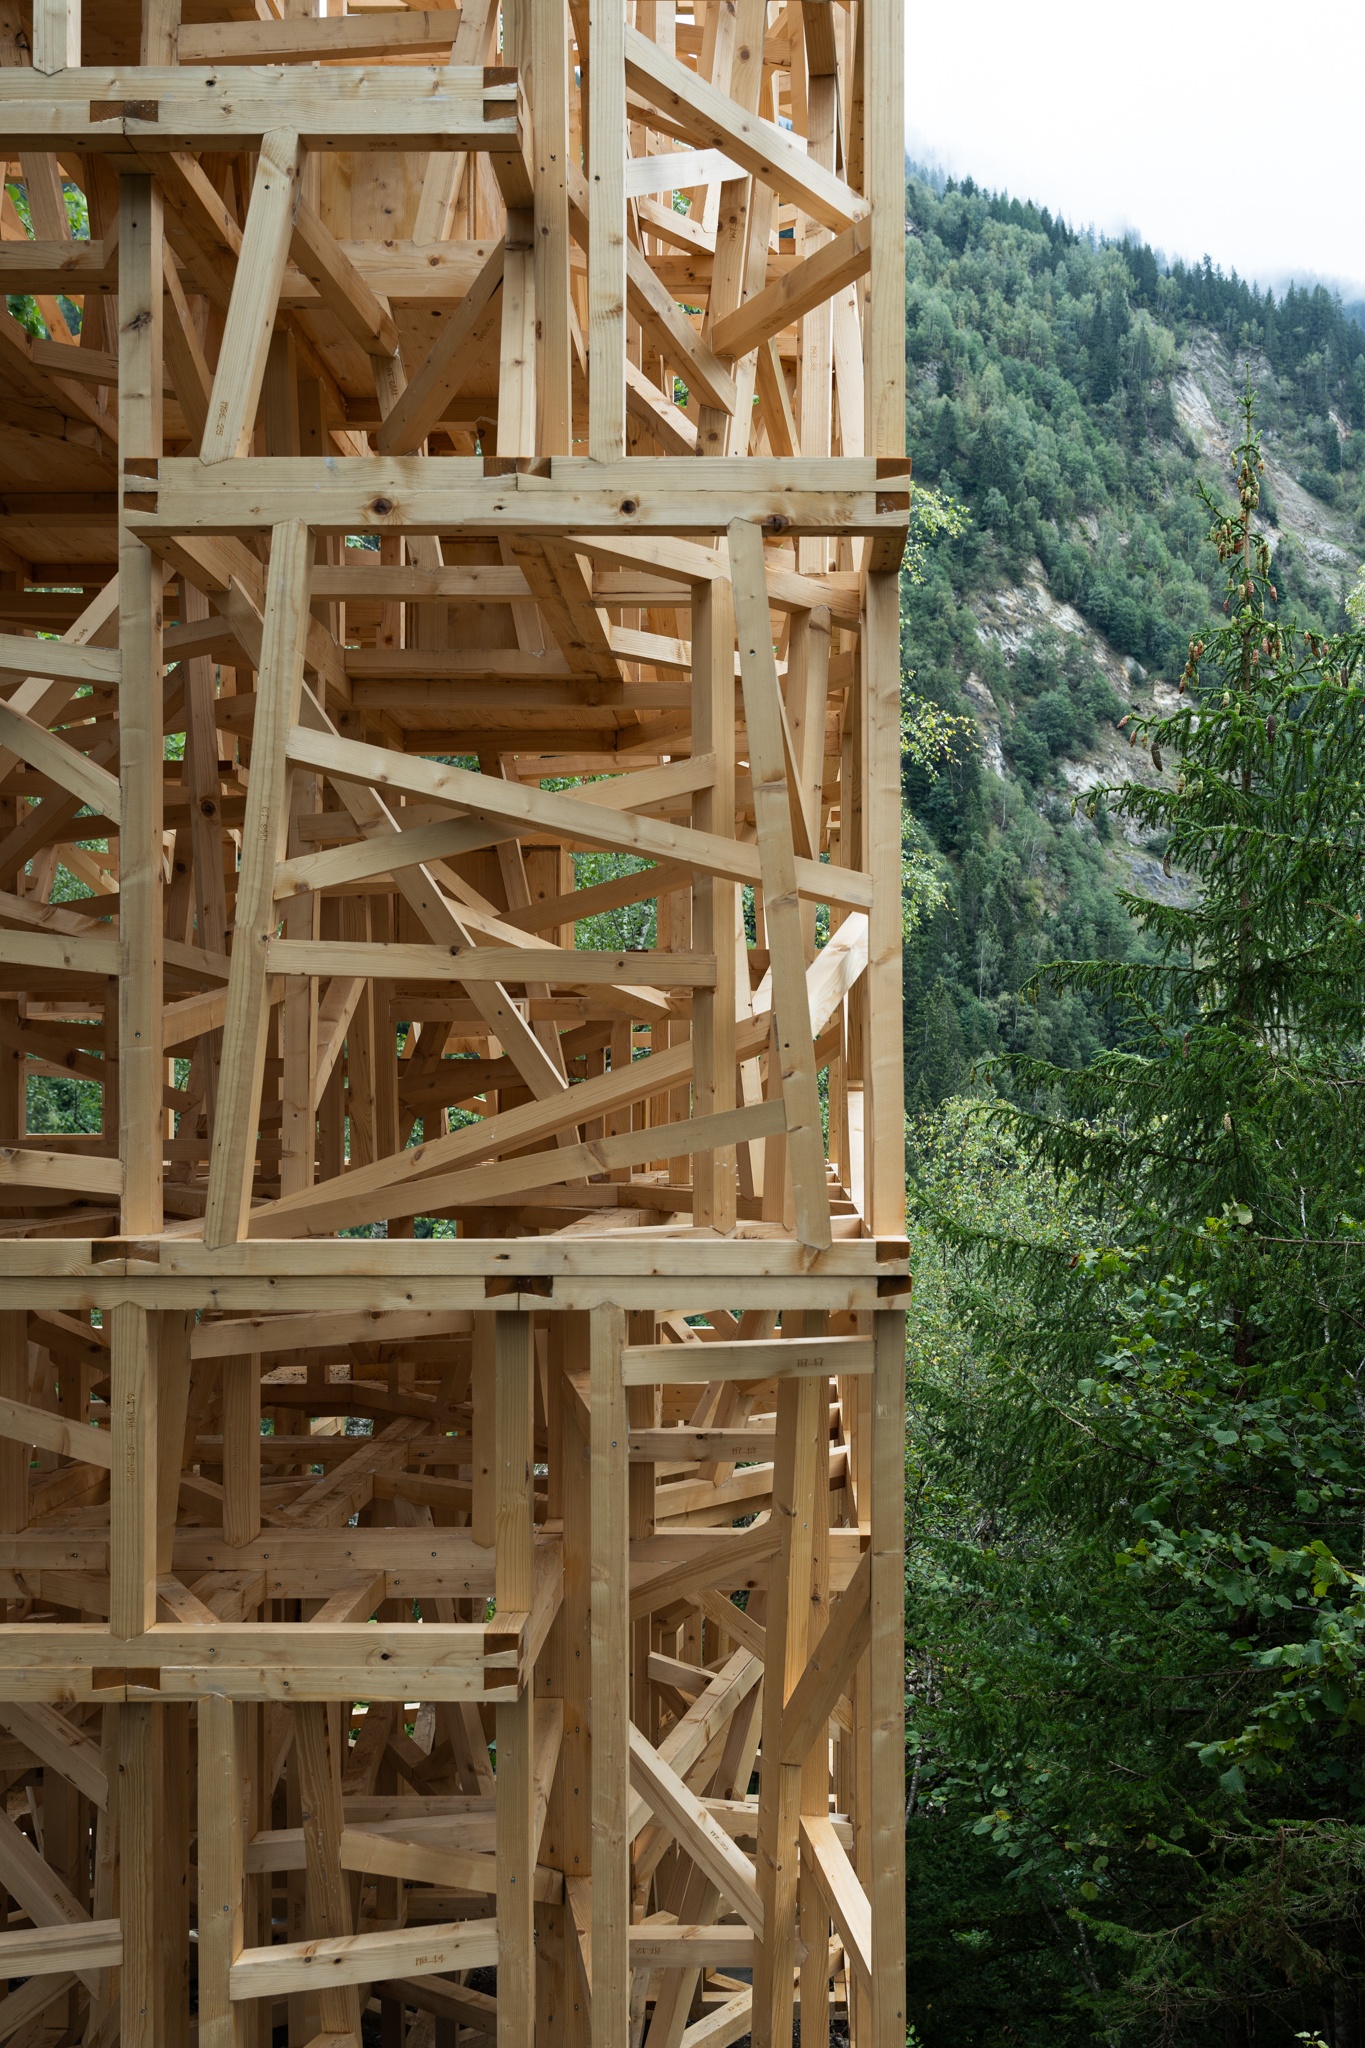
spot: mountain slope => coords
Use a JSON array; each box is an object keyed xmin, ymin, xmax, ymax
[{"xmin": 899, "ymin": 174, "xmax": 1365, "ymax": 1104}]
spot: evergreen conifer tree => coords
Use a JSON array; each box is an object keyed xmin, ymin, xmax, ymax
[{"xmin": 908, "ymin": 387, "xmax": 1365, "ymax": 2044}]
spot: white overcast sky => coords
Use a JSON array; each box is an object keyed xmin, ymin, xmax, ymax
[{"xmin": 905, "ymin": 0, "xmax": 1361, "ymax": 299}]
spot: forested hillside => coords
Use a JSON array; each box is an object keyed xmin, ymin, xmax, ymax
[
  {"xmin": 898, "ymin": 170, "xmax": 1365, "ymax": 1105},
  {"xmin": 901, "ymin": 184, "xmax": 1365, "ymax": 2048}
]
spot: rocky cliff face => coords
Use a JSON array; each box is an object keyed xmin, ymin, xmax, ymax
[{"xmin": 951, "ymin": 331, "xmax": 1359, "ymax": 917}]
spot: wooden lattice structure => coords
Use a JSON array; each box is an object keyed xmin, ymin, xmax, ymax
[{"xmin": 0, "ymin": 2, "xmax": 908, "ymax": 2043}]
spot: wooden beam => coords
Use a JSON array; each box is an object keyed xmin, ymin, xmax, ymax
[
  {"xmin": 627, "ymin": 1724, "xmax": 763, "ymax": 1935},
  {"xmin": 590, "ymin": 1302, "xmax": 628, "ymax": 2047},
  {"xmin": 198, "ymin": 1695, "xmax": 248, "ymax": 2048},
  {"xmin": 203, "ymin": 521, "xmax": 312, "ymax": 1247},
  {"xmin": 730, "ymin": 519, "xmax": 831, "ymax": 1250},
  {"xmin": 200, "ymin": 132, "xmax": 302, "ymax": 464},
  {"xmin": 588, "ymin": 0, "xmax": 626, "ymax": 461},
  {"xmin": 800, "ymin": 1815, "xmax": 872, "ymax": 1996},
  {"xmin": 229, "ymin": 1919, "xmax": 499, "ymax": 1999},
  {"xmin": 110, "ymin": 1305, "xmax": 158, "ymax": 1639},
  {"xmin": 496, "ymin": 1310, "xmax": 535, "ymax": 2048},
  {"xmin": 119, "ymin": 172, "xmax": 164, "ymax": 1237}
]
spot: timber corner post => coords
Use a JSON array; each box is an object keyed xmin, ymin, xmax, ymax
[{"xmin": 0, "ymin": 2, "xmax": 908, "ymax": 2045}]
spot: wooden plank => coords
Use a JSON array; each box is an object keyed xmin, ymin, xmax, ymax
[
  {"xmin": 497, "ymin": 209, "xmax": 537, "ymax": 457},
  {"xmin": 625, "ymin": 1925, "xmax": 754, "ymax": 1970},
  {"xmin": 133, "ymin": 454, "xmax": 902, "ymax": 539},
  {"xmin": 496, "ymin": 1310, "xmax": 535, "ymax": 2048},
  {"xmin": 198, "ymin": 1695, "xmax": 248, "ymax": 2048},
  {"xmin": 622, "ymin": 1335, "xmax": 870, "ymax": 1385},
  {"xmin": 0, "ymin": 66, "xmax": 524, "ymax": 151},
  {"xmin": 753, "ymin": 1367, "xmax": 825, "ymax": 2045},
  {"xmin": 200, "ymin": 131, "xmax": 302, "ymax": 463},
  {"xmin": 291, "ymin": 194, "xmax": 399, "ymax": 360},
  {"xmin": 0, "ymin": 635, "xmax": 119, "ymax": 688},
  {"xmin": 625, "ymin": 238, "xmax": 735, "ymax": 413},
  {"xmin": 587, "ymin": 0, "xmax": 625, "ymax": 461},
  {"xmin": 863, "ymin": 568, "xmax": 904, "ymax": 1232},
  {"xmin": 295, "ymin": 1701, "xmax": 363, "ymax": 2039},
  {"xmin": 0, "ymin": 1918, "xmax": 121, "ymax": 1976},
  {"xmin": 177, "ymin": 12, "xmax": 463, "ymax": 62},
  {"xmin": 263, "ymin": 941, "xmax": 714, "ymax": 988},
  {"xmin": 229, "ymin": 1919, "xmax": 499, "ymax": 1999},
  {"xmin": 729, "ymin": 519, "xmax": 831, "ymax": 1249},
  {"xmin": 529, "ymin": 0, "xmax": 571, "ymax": 456},
  {"xmin": 0, "ymin": 1146, "xmax": 121, "ymax": 1195},
  {"xmin": 0, "ymin": 1391, "xmax": 113, "ymax": 1467},
  {"xmin": 119, "ymin": 172, "xmax": 164, "ymax": 1238},
  {"xmin": 110, "ymin": 1305, "xmax": 158, "ymax": 1639},
  {"xmin": 800, "ymin": 1815, "xmax": 872, "ymax": 1995},
  {"xmin": 869, "ymin": 1311, "xmax": 907, "ymax": 2046},
  {"xmin": 203, "ymin": 520, "xmax": 312, "ymax": 1247},
  {"xmin": 627, "ymin": 1725, "xmax": 763, "ymax": 1934},
  {"xmin": 590, "ymin": 1301, "xmax": 628, "ymax": 2048},
  {"xmin": 0, "ymin": 930, "xmax": 120, "ymax": 976}
]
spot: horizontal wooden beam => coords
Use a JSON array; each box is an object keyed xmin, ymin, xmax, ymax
[
  {"xmin": 127, "ymin": 456, "xmax": 909, "ymax": 540},
  {"xmin": 0, "ymin": 66, "xmax": 525, "ymax": 151},
  {"xmin": 622, "ymin": 1335, "xmax": 872, "ymax": 1384},
  {"xmin": 0, "ymin": 1918, "xmax": 122, "ymax": 1978}
]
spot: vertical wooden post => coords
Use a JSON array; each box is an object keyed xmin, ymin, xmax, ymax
[
  {"xmin": 589, "ymin": 1301, "xmax": 628, "ymax": 2047},
  {"xmin": 120, "ymin": 1702, "xmax": 160, "ymax": 2048},
  {"xmin": 862, "ymin": 568, "xmax": 904, "ymax": 1235},
  {"xmin": 496, "ymin": 1310, "xmax": 536, "ymax": 2048},
  {"xmin": 204, "ymin": 519, "xmax": 313, "ymax": 1248},
  {"xmin": 531, "ymin": 0, "xmax": 572, "ymax": 455},
  {"xmin": 31, "ymin": 0, "xmax": 79, "ymax": 70},
  {"xmin": 869, "ymin": 1311, "xmax": 906, "ymax": 2048},
  {"xmin": 862, "ymin": 0, "xmax": 907, "ymax": 1240},
  {"xmin": 198, "ymin": 1695, "xmax": 247, "ymax": 2048},
  {"xmin": 140, "ymin": 0, "xmax": 178, "ymax": 63},
  {"xmin": 691, "ymin": 575, "xmax": 737, "ymax": 1231},
  {"xmin": 731, "ymin": 520, "xmax": 832, "ymax": 1250},
  {"xmin": 156, "ymin": 1312, "xmax": 192, "ymax": 1579},
  {"xmin": 118, "ymin": 173, "xmax": 165, "ymax": 1236},
  {"xmin": 472, "ymin": 1311, "xmax": 496, "ymax": 1548},
  {"xmin": 222, "ymin": 1356, "xmax": 261, "ymax": 1547},
  {"xmin": 110, "ymin": 1306, "xmax": 157, "ymax": 1640},
  {"xmin": 587, "ymin": 0, "xmax": 625, "ymax": 461},
  {"xmin": 0, "ymin": 1313, "xmax": 27, "ymax": 1536},
  {"xmin": 863, "ymin": 0, "xmax": 906, "ymax": 463},
  {"xmin": 294, "ymin": 1701, "xmax": 362, "ymax": 2040},
  {"xmin": 753, "ymin": 1363, "xmax": 825, "ymax": 2048},
  {"xmin": 554, "ymin": 1312, "xmax": 594, "ymax": 2046}
]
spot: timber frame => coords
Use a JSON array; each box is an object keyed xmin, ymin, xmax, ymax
[{"xmin": 0, "ymin": 3, "xmax": 908, "ymax": 2045}]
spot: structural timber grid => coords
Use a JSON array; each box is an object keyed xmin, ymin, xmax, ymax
[{"xmin": 0, "ymin": 1, "xmax": 909, "ymax": 2043}]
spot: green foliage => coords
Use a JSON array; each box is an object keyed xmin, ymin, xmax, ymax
[{"xmin": 906, "ymin": 396, "xmax": 1365, "ymax": 2043}]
